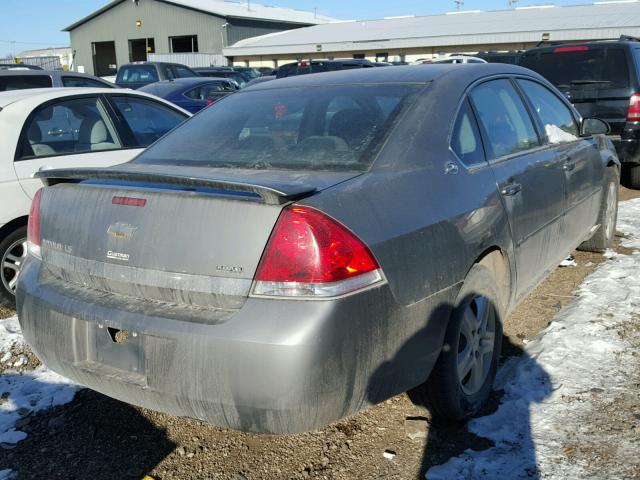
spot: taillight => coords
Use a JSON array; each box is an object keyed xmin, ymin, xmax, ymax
[
  {"xmin": 628, "ymin": 93, "xmax": 640, "ymax": 121},
  {"xmin": 27, "ymin": 189, "xmax": 42, "ymax": 258},
  {"xmin": 252, "ymin": 206, "xmax": 383, "ymax": 297},
  {"xmin": 553, "ymin": 45, "xmax": 589, "ymax": 53},
  {"xmin": 112, "ymin": 196, "xmax": 146, "ymax": 207}
]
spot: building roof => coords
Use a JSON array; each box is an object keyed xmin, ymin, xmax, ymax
[
  {"xmin": 17, "ymin": 47, "xmax": 72, "ymax": 57},
  {"xmin": 64, "ymin": 0, "xmax": 334, "ymax": 31},
  {"xmin": 245, "ymin": 63, "xmax": 536, "ymax": 90},
  {"xmin": 223, "ymin": 1, "xmax": 640, "ymax": 56}
]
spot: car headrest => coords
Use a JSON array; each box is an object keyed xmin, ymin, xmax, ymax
[
  {"xmin": 91, "ymin": 121, "xmax": 108, "ymax": 144},
  {"xmin": 328, "ymin": 109, "xmax": 376, "ymax": 148}
]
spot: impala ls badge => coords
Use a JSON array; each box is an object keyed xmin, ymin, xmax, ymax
[{"xmin": 107, "ymin": 222, "xmax": 137, "ymax": 240}]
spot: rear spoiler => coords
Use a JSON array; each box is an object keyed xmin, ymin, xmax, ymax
[{"xmin": 35, "ymin": 168, "xmax": 317, "ymax": 206}]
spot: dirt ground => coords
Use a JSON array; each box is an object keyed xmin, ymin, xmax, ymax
[{"xmin": 1, "ymin": 187, "xmax": 639, "ymax": 480}]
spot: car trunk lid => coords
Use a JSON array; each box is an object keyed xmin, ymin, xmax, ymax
[{"xmin": 35, "ymin": 165, "xmax": 360, "ymax": 311}]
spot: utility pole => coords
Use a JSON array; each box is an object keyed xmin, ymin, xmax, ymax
[{"xmin": 454, "ymin": 0, "xmax": 464, "ymax": 11}]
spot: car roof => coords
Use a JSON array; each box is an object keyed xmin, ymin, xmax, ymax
[
  {"xmin": 161, "ymin": 77, "xmax": 229, "ymax": 85},
  {"xmin": 120, "ymin": 62, "xmax": 189, "ymax": 68},
  {"xmin": 0, "ymin": 87, "xmax": 191, "ymax": 113},
  {"xmin": 0, "ymin": 70, "xmax": 104, "ymax": 79},
  {"xmin": 140, "ymin": 77, "xmax": 231, "ymax": 93},
  {"xmin": 248, "ymin": 63, "xmax": 537, "ymax": 90},
  {"xmin": 523, "ymin": 39, "xmax": 638, "ymax": 55}
]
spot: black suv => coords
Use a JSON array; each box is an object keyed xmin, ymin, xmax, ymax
[
  {"xmin": 275, "ymin": 59, "xmax": 377, "ymax": 78},
  {"xmin": 115, "ymin": 62, "xmax": 198, "ymax": 89},
  {"xmin": 520, "ymin": 37, "xmax": 640, "ymax": 188}
]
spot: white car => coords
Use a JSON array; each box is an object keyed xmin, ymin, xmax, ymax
[{"xmin": 0, "ymin": 87, "xmax": 190, "ymax": 305}]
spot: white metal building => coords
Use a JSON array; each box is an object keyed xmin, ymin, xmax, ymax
[
  {"xmin": 16, "ymin": 47, "xmax": 73, "ymax": 70},
  {"xmin": 223, "ymin": 1, "xmax": 640, "ymax": 66}
]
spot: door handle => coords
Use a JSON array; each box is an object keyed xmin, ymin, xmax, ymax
[
  {"xmin": 47, "ymin": 128, "xmax": 67, "ymax": 137},
  {"xmin": 501, "ymin": 183, "xmax": 522, "ymax": 196}
]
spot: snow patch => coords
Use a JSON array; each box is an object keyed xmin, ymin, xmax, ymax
[
  {"xmin": 427, "ymin": 198, "xmax": 640, "ymax": 479},
  {"xmin": 0, "ymin": 316, "xmax": 77, "ymax": 445},
  {"xmin": 559, "ymin": 255, "xmax": 576, "ymax": 267}
]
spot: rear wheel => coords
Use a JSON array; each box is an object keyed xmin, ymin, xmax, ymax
[
  {"xmin": 411, "ymin": 264, "xmax": 503, "ymax": 421},
  {"xmin": 579, "ymin": 168, "xmax": 618, "ymax": 253},
  {"xmin": 0, "ymin": 226, "xmax": 27, "ymax": 308}
]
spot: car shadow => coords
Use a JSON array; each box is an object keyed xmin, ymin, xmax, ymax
[
  {"xmin": 367, "ymin": 298, "xmax": 552, "ymax": 480},
  {"xmin": 2, "ymin": 386, "xmax": 176, "ymax": 479}
]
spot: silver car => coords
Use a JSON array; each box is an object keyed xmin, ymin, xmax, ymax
[{"xmin": 17, "ymin": 64, "xmax": 619, "ymax": 434}]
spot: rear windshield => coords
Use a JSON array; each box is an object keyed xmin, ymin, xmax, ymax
[
  {"xmin": 0, "ymin": 75, "xmax": 52, "ymax": 91},
  {"xmin": 520, "ymin": 47, "xmax": 630, "ymax": 89},
  {"xmin": 117, "ymin": 65, "xmax": 158, "ymax": 84},
  {"xmin": 133, "ymin": 84, "xmax": 421, "ymax": 171}
]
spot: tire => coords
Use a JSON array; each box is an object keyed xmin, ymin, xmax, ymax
[
  {"xmin": 411, "ymin": 264, "xmax": 504, "ymax": 421},
  {"xmin": 578, "ymin": 168, "xmax": 619, "ymax": 253},
  {"xmin": 624, "ymin": 164, "xmax": 640, "ymax": 190},
  {"xmin": 0, "ymin": 226, "xmax": 27, "ymax": 308}
]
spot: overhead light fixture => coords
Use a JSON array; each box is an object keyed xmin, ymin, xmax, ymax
[
  {"xmin": 541, "ymin": 32, "xmax": 551, "ymax": 41},
  {"xmin": 135, "ymin": 20, "xmax": 142, "ymax": 27}
]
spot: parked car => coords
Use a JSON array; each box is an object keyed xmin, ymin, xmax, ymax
[
  {"xmin": 0, "ymin": 70, "xmax": 114, "ymax": 91},
  {"xmin": 115, "ymin": 62, "xmax": 198, "ymax": 90},
  {"xmin": 194, "ymin": 68, "xmax": 249, "ymax": 88},
  {"xmin": 17, "ymin": 64, "xmax": 619, "ymax": 435},
  {"xmin": 257, "ymin": 67, "xmax": 275, "ymax": 76},
  {"xmin": 233, "ymin": 66, "xmax": 261, "ymax": 79},
  {"xmin": 519, "ymin": 36, "xmax": 640, "ymax": 188},
  {"xmin": 0, "ymin": 63, "xmax": 43, "ymax": 71},
  {"xmin": 476, "ymin": 51, "xmax": 523, "ymax": 65},
  {"xmin": 275, "ymin": 59, "xmax": 376, "ymax": 78},
  {"xmin": 140, "ymin": 77, "xmax": 239, "ymax": 113},
  {"xmin": 0, "ymin": 87, "xmax": 190, "ymax": 305}
]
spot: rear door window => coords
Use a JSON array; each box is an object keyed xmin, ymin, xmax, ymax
[
  {"xmin": 520, "ymin": 47, "xmax": 630, "ymax": 89},
  {"xmin": 62, "ymin": 76, "xmax": 112, "ymax": 88},
  {"xmin": 117, "ymin": 65, "xmax": 158, "ymax": 84},
  {"xmin": 19, "ymin": 97, "xmax": 121, "ymax": 159},
  {"xmin": 110, "ymin": 95, "xmax": 186, "ymax": 146},
  {"xmin": 451, "ymin": 99, "xmax": 486, "ymax": 166},
  {"xmin": 470, "ymin": 79, "xmax": 540, "ymax": 159},
  {"xmin": 517, "ymin": 79, "xmax": 579, "ymax": 144},
  {"xmin": 174, "ymin": 65, "xmax": 196, "ymax": 78},
  {"xmin": 0, "ymin": 75, "xmax": 52, "ymax": 91},
  {"xmin": 184, "ymin": 82, "xmax": 234, "ymax": 100}
]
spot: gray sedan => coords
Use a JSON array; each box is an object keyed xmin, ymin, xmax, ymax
[
  {"xmin": 0, "ymin": 70, "xmax": 114, "ymax": 91},
  {"xmin": 17, "ymin": 64, "xmax": 619, "ymax": 434}
]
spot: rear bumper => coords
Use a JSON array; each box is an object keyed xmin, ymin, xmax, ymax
[
  {"xmin": 612, "ymin": 125, "xmax": 640, "ymax": 165},
  {"xmin": 16, "ymin": 258, "xmax": 454, "ymax": 434}
]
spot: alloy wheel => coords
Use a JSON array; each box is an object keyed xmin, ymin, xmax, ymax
[
  {"xmin": 457, "ymin": 295, "xmax": 496, "ymax": 395},
  {"xmin": 2, "ymin": 238, "xmax": 27, "ymax": 295},
  {"xmin": 604, "ymin": 182, "xmax": 617, "ymax": 241}
]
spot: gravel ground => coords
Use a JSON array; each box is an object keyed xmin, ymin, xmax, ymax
[{"xmin": 1, "ymin": 187, "xmax": 639, "ymax": 480}]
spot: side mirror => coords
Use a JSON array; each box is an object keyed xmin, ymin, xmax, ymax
[{"xmin": 581, "ymin": 117, "xmax": 610, "ymax": 136}]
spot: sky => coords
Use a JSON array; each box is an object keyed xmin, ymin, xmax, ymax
[{"xmin": 1, "ymin": 0, "xmax": 595, "ymax": 55}]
